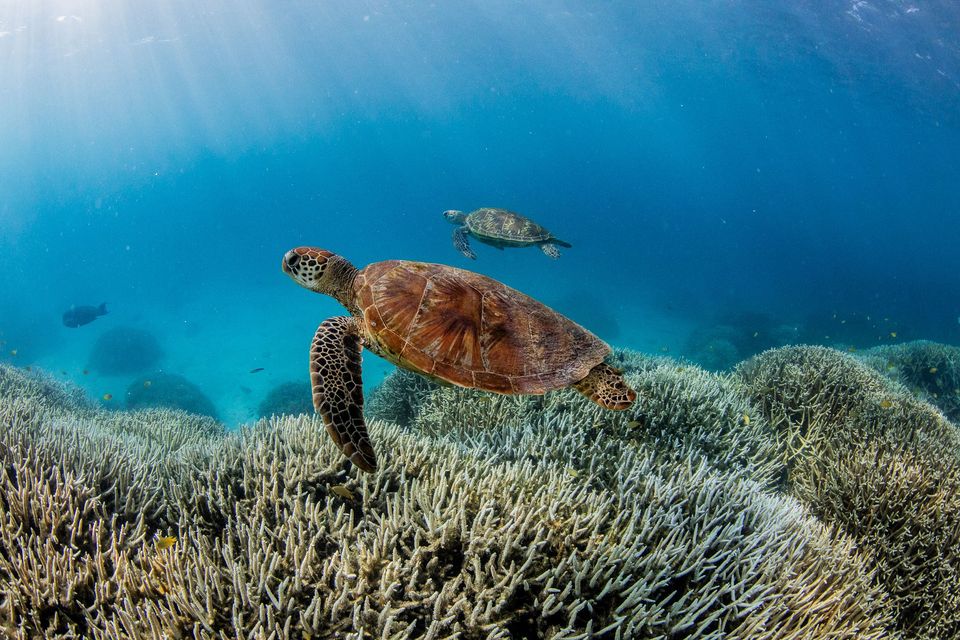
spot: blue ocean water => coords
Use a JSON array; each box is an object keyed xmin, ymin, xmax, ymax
[{"xmin": 1, "ymin": 1, "xmax": 958, "ymax": 425}]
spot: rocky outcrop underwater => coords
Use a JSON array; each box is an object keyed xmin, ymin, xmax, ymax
[{"xmin": 0, "ymin": 342, "xmax": 958, "ymax": 639}]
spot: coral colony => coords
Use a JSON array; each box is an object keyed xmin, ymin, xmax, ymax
[{"xmin": 1, "ymin": 343, "xmax": 958, "ymax": 638}]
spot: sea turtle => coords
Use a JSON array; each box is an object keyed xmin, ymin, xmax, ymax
[
  {"xmin": 443, "ymin": 207, "xmax": 572, "ymax": 259},
  {"xmin": 282, "ymin": 247, "xmax": 636, "ymax": 472}
]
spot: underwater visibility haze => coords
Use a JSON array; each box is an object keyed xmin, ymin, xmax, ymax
[{"xmin": 1, "ymin": 1, "xmax": 960, "ymax": 638}]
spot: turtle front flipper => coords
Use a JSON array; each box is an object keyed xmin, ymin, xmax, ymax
[
  {"xmin": 453, "ymin": 227, "xmax": 477, "ymax": 260},
  {"xmin": 310, "ymin": 316, "xmax": 377, "ymax": 472},
  {"xmin": 573, "ymin": 363, "xmax": 637, "ymax": 410}
]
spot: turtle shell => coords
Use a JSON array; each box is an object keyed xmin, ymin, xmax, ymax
[
  {"xmin": 466, "ymin": 208, "xmax": 552, "ymax": 244},
  {"xmin": 353, "ymin": 260, "xmax": 609, "ymax": 394}
]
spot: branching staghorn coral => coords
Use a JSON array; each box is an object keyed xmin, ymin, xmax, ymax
[
  {"xmin": 0, "ymin": 364, "xmax": 90, "ymax": 413},
  {"xmin": 0, "ymin": 362, "xmax": 894, "ymax": 639},
  {"xmin": 81, "ymin": 424, "xmax": 895, "ymax": 639},
  {"xmin": 735, "ymin": 345, "xmax": 960, "ymax": 639},
  {"xmin": 366, "ymin": 367, "xmax": 441, "ymax": 426},
  {"xmin": 857, "ymin": 340, "xmax": 960, "ymax": 424},
  {"xmin": 791, "ymin": 433, "xmax": 960, "ymax": 640},
  {"xmin": 387, "ymin": 355, "xmax": 784, "ymax": 490}
]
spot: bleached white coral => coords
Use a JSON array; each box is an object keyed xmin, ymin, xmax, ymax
[{"xmin": 0, "ymin": 362, "xmax": 895, "ymax": 639}]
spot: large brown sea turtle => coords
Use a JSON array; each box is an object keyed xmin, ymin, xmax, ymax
[
  {"xmin": 444, "ymin": 207, "xmax": 572, "ymax": 259},
  {"xmin": 282, "ymin": 247, "xmax": 636, "ymax": 472}
]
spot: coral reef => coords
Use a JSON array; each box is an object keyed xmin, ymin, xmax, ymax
[
  {"xmin": 398, "ymin": 356, "xmax": 783, "ymax": 490},
  {"xmin": 256, "ymin": 381, "xmax": 314, "ymax": 418},
  {"xmin": 0, "ymin": 361, "xmax": 896, "ymax": 639},
  {"xmin": 0, "ymin": 363, "xmax": 90, "ymax": 413},
  {"xmin": 858, "ymin": 340, "xmax": 960, "ymax": 424},
  {"xmin": 735, "ymin": 345, "xmax": 960, "ymax": 639},
  {"xmin": 366, "ymin": 367, "xmax": 441, "ymax": 426},
  {"xmin": 684, "ymin": 312, "xmax": 799, "ymax": 372},
  {"xmin": 87, "ymin": 326, "xmax": 164, "ymax": 376},
  {"xmin": 125, "ymin": 372, "xmax": 218, "ymax": 420}
]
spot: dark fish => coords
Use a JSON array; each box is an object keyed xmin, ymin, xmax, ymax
[
  {"xmin": 249, "ymin": 367, "xmax": 265, "ymax": 373},
  {"xmin": 63, "ymin": 303, "xmax": 108, "ymax": 328}
]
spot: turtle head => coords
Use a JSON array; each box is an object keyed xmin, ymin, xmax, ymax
[
  {"xmin": 282, "ymin": 248, "xmax": 357, "ymax": 302},
  {"xmin": 443, "ymin": 210, "xmax": 468, "ymax": 224}
]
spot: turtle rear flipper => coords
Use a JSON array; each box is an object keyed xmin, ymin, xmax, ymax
[
  {"xmin": 540, "ymin": 243, "xmax": 563, "ymax": 259},
  {"xmin": 310, "ymin": 316, "xmax": 377, "ymax": 472},
  {"xmin": 573, "ymin": 363, "xmax": 636, "ymax": 410},
  {"xmin": 453, "ymin": 227, "xmax": 477, "ymax": 259}
]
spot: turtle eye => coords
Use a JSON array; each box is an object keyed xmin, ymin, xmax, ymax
[{"xmin": 285, "ymin": 252, "xmax": 301, "ymax": 269}]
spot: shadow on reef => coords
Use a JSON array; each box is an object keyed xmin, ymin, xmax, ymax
[
  {"xmin": 257, "ymin": 381, "xmax": 313, "ymax": 418},
  {"xmin": 87, "ymin": 326, "xmax": 164, "ymax": 376},
  {"xmin": 1, "ymin": 339, "xmax": 959, "ymax": 639},
  {"xmin": 125, "ymin": 372, "xmax": 218, "ymax": 420}
]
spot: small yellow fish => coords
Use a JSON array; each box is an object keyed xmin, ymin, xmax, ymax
[
  {"xmin": 155, "ymin": 536, "xmax": 176, "ymax": 550},
  {"xmin": 143, "ymin": 380, "xmax": 152, "ymax": 388},
  {"xmin": 929, "ymin": 367, "xmax": 938, "ymax": 374},
  {"xmin": 880, "ymin": 399, "xmax": 893, "ymax": 409},
  {"xmin": 627, "ymin": 420, "xmax": 642, "ymax": 429},
  {"xmin": 890, "ymin": 332, "xmax": 897, "ymax": 338},
  {"xmin": 847, "ymin": 347, "xmax": 857, "ymax": 353},
  {"xmin": 566, "ymin": 467, "xmax": 579, "ymax": 478},
  {"xmin": 742, "ymin": 414, "xmax": 750, "ymax": 425},
  {"xmin": 102, "ymin": 393, "xmax": 113, "ymax": 401},
  {"xmin": 9, "ymin": 350, "xmax": 16, "ymax": 357},
  {"xmin": 330, "ymin": 484, "xmax": 354, "ymax": 500}
]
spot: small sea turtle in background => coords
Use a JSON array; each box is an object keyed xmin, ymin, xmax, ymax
[
  {"xmin": 282, "ymin": 247, "xmax": 636, "ymax": 472},
  {"xmin": 443, "ymin": 207, "xmax": 572, "ymax": 259}
]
